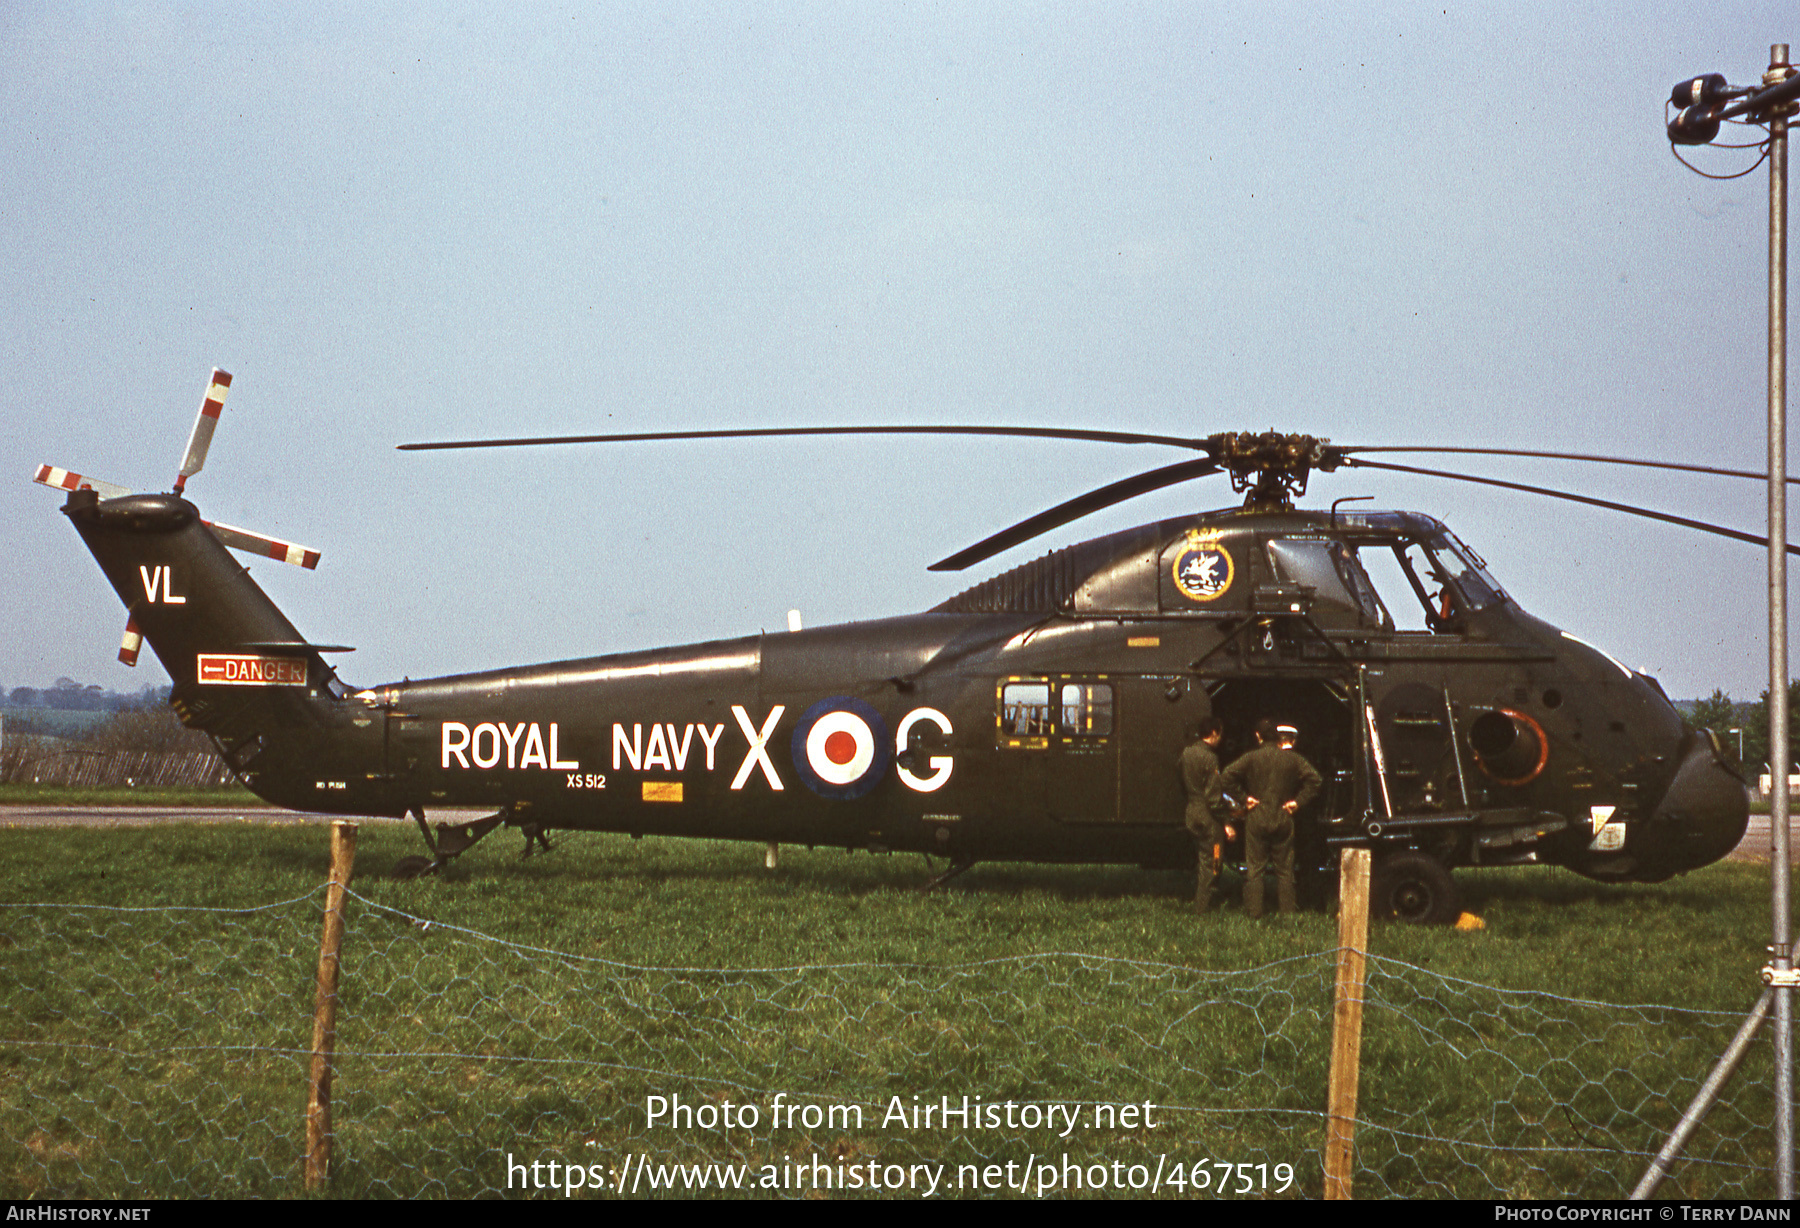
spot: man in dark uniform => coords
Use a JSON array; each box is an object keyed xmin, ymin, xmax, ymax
[
  {"xmin": 1221, "ymin": 718, "xmax": 1322, "ymax": 919},
  {"xmin": 1180, "ymin": 716, "xmax": 1235, "ymax": 913}
]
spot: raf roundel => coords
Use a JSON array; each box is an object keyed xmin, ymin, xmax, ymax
[{"xmin": 791, "ymin": 697, "xmax": 891, "ymax": 800}]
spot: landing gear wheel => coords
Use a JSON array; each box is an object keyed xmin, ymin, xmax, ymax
[
  {"xmin": 1373, "ymin": 852, "xmax": 1459, "ymax": 925},
  {"xmin": 392, "ymin": 854, "xmax": 437, "ymax": 881}
]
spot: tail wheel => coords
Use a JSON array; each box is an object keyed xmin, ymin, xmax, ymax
[{"xmin": 1373, "ymin": 852, "xmax": 1460, "ymax": 925}]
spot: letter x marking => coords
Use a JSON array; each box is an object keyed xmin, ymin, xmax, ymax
[{"xmin": 731, "ymin": 704, "xmax": 785, "ymax": 791}]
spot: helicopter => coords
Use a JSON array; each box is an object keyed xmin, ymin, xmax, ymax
[{"xmin": 36, "ymin": 371, "xmax": 1762, "ymax": 922}]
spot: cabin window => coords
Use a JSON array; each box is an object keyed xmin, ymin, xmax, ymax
[
  {"xmin": 1060, "ymin": 682, "xmax": 1114, "ymax": 737},
  {"xmin": 1001, "ymin": 682, "xmax": 1053, "ymax": 738},
  {"xmin": 998, "ymin": 678, "xmax": 1114, "ymax": 747}
]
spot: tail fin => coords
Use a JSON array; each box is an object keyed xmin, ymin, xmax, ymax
[{"xmin": 61, "ymin": 486, "xmax": 348, "ymax": 793}]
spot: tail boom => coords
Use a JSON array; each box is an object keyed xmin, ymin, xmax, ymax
[{"xmin": 60, "ymin": 486, "xmax": 388, "ymax": 813}]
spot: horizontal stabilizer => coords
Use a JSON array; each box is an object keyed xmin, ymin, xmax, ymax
[{"xmin": 240, "ymin": 640, "xmax": 355, "ymax": 653}]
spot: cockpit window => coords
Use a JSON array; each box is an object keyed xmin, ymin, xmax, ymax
[
  {"xmin": 1358, "ymin": 533, "xmax": 1509, "ymax": 632},
  {"xmin": 1254, "ymin": 527, "xmax": 1508, "ymax": 635},
  {"xmin": 1435, "ymin": 532, "xmax": 1507, "ymax": 609},
  {"xmin": 1266, "ymin": 538, "xmax": 1390, "ymax": 627},
  {"xmin": 1400, "ymin": 540, "xmax": 1456, "ymax": 628}
]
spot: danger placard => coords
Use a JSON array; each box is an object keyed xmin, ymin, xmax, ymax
[{"xmin": 197, "ymin": 653, "xmax": 308, "ymax": 687}]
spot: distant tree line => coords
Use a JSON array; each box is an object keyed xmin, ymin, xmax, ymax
[
  {"xmin": 2, "ymin": 696, "xmax": 213, "ymax": 772},
  {"xmin": 3, "ymin": 679, "xmax": 168, "ymax": 713},
  {"xmin": 1685, "ymin": 683, "xmax": 1800, "ymax": 773}
]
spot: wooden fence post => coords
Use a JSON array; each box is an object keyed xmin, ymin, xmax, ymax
[
  {"xmin": 1324, "ymin": 847, "xmax": 1371, "ymax": 1199},
  {"xmin": 305, "ymin": 820, "xmax": 358, "ymax": 1190}
]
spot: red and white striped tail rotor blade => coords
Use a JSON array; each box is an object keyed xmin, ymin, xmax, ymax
[
  {"xmin": 204, "ymin": 519, "xmax": 321, "ymax": 570},
  {"xmin": 118, "ymin": 616, "xmax": 143, "ymax": 667},
  {"xmin": 174, "ymin": 368, "xmax": 232, "ymax": 494},
  {"xmin": 33, "ymin": 464, "xmax": 133, "ymax": 500}
]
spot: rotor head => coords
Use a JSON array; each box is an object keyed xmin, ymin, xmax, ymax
[{"xmin": 1207, "ymin": 431, "xmax": 1340, "ymax": 507}]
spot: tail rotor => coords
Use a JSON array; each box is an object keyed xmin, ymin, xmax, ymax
[
  {"xmin": 33, "ymin": 368, "xmax": 323, "ymax": 666},
  {"xmin": 173, "ymin": 368, "xmax": 232, "ymax": 495}
]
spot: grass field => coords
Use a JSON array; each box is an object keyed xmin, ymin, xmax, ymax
[{"xmin": 0, "ymin": 820, "xmax": 1788, "ymax": 1198}]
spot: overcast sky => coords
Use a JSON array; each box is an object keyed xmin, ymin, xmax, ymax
[{"xmin": 2, "ymin": 3, "xmax": 1793, "ymax": 703}]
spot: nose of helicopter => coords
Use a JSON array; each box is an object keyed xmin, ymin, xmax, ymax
[{"xmin": 1639, "ymin": 732, "xmax": 1750, "ymax": 875}]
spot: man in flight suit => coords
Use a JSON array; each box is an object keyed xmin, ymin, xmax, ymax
[
  {"xmin": 1221, "ymin": 718, "xmax": 1322, "ymax": 920},
  {"xmin": 1181, "ymin": 716, "xmax": 1235, "ymax": 913}
]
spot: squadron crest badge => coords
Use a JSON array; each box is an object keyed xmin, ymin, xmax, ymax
[{"xmin": 1171, "ymin": 529, "xmax": 1234, "ymax": 602}]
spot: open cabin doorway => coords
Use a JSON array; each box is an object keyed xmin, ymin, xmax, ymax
[{"xmin": 1204, "ymin": 676, "xmax": 1358, "ymax": 825}]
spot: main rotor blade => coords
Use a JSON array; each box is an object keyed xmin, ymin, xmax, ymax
[
  {"xmin": 1341, "ymin": 444, "xmax": 1799, "ymax": 485},
  {"xmin": 398, "ymin": 424, "xmax": 1210, "ymax": 451},
  {"xmin": 1344, "ymin": 458, "xmax": 1800, "ymax": 554},
  {"xmin": 930, "ymin": 457, "xmax": 1222, "ymax": 572}
]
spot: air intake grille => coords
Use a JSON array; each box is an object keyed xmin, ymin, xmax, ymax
[{"xmin": 932, "ymin": 546, "xmax": 1082, "ymax": 614}]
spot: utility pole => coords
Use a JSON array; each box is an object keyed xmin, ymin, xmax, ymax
[{"xmin": 1665, "ymin": 43, "xmax": 1800, "ymax": 1199}]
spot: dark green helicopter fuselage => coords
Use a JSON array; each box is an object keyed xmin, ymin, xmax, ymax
[{"xmin": 62, "ymin": 486, "xmax": 1747, "ymax": 888}]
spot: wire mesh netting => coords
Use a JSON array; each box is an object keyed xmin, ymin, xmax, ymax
[{"xmin": 0, "ymin": 889, "xmax": 1777, "ymax": 1198}]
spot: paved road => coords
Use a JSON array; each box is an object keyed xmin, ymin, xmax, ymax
[
  {"xmin": 4, "ymin": 805, "xmax": 1795, "ymax": 865},
  {"xmin": 0, "ymin": 805, "xmax": 418, "ymax": 829},
  {"xmin": 1730, "ymin": 812, "xmax": 1800, "ymax": 864}
]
